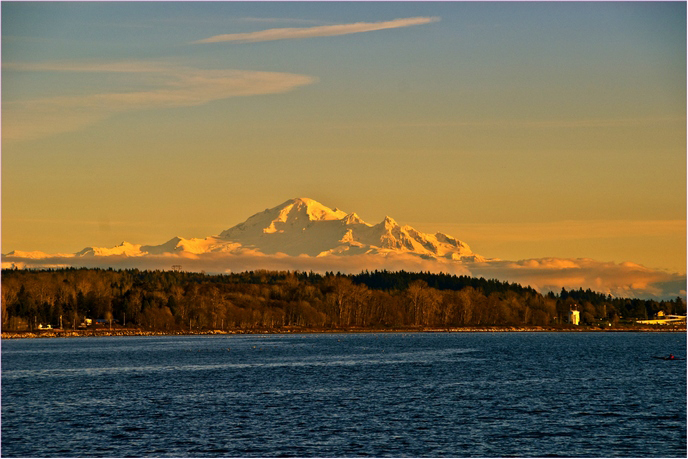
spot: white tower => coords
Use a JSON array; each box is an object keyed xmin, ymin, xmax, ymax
[{"xmin": 568, "ymin": 308, "xmax": 580, "ymax": 325}]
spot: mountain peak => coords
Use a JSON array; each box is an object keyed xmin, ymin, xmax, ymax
[
  {"xmin": 219, "ymin": 197, "xmax": 347, "ymax": 238},
  {"xmin": 4, "ymin": 197, "xmax": 482, "ymax": 263},
  {"xmin": 379, "ymin": 215, "xmax": 398, "ymax": 229},
  {"xmin": 343, "ymin": 212, "xmax": 366, "ymax": 225},
  {"xmin": 289, "ymin": 197, "xmax": 318, "ymax": 207},
  {"xmin": 214, "ymin": 198, "xmax": 478, "ymax": 258},
  {"xmin": 273, "ymin": 197, "xmax": 347, "ymax": 224},
  {"xmin": 76, "ymin": 241, "xmax": 142, "ymax": 257}
]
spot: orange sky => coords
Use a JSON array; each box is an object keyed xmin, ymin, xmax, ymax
[{"xmin": 2, "ymin": 2, "xmax": 686, "ymax": 284}]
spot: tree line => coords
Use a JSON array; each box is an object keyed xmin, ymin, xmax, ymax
[{"xmin": 1, "ymin": 268, "xmax": 685, "ymax": 331}]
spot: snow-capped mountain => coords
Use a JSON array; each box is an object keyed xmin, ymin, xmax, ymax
[
  {"xmin": 215, "ymin": 197, "xmax": 482, "ymax": 260},
  {"xmin": 5, "ymin": 198, "xmax": 686, "ymax": 300},
  {"xmin": 5, "ymin": 198, "xmax": 484, "ymax": 262}
]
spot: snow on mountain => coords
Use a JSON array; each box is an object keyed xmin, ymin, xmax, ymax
[
  {"xmin": 75, "ymin": 241, "xmax": 143, "ymax": 257},
  {"xmin": 3, "ymin": 250, "xmax": 72, "ymax": 259},
  {"xmin": 219, "ymin": 198, "xmax": 347, "ymax": 239},
  {"xmin": 215, "ymin": 197, "xmax": 483, "ymax": 260},
  {"xmin": 141, "ymin": 236, "xmax": 242, "ymax": 255},
  {"xmin": 4, "ymin": 197, "xmax": 685, "ymax": 300},
  {"xmin": 3, "ymin": 197, "xmax": 484, "ymax": 262}
]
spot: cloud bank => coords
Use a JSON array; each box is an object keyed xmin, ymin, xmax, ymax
[
  {"xmin": 466, "ymin": 258, "xmax": 686, "ymax": 300},
  {"xmin": 2, "ymin": 61, "xmax": 315, "ymax": 141},
  {"xmin": 3, "ymin": 252, "xmax": 684, "ymax": 300},
  {"xmin": 193, "ymin": 16, "xmax": 440, "ymax": 44}
]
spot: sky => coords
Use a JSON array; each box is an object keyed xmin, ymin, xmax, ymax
[{"xmin": 2, "ymin": 1, "xmax": 686, "ymax": 292}]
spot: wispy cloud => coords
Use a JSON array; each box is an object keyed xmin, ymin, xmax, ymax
[
  {"xmin": 2, "ymin": 61, "xmax": 316, "ymax": 141},
  {"xmin": 193, "ymin": 16, "xmax": 440, "ymax": 44}
]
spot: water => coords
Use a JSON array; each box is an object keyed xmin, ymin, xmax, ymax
[{"xmin": 1, "ymin": 332, "xmax": 685, "ymax": 457}]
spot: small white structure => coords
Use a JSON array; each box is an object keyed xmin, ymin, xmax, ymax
[
  {"xmin": 636, "ymin": 311, "xmax": 687, "ymax": 325},
  {"xmin": 568, "ymin": 309, "xmax": 580, "ymax": 325}
]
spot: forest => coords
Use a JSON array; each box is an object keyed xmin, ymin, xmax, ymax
[{"xmin": 1, "ymin": 268, "xmax": 685, "ymax": 331}]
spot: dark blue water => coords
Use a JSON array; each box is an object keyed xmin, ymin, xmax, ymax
[{"xmin": 2, "ymin": 332, "xmax": 686, "ymax": 457}]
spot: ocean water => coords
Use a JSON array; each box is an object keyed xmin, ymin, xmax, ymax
[{"xmin": 1, "ymin": 332, "xmax": 685, "ymax": 457}]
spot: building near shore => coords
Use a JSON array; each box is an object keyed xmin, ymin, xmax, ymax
[
  {"xmin": 568, "ymin": 309, "xmax": 580, "ymax": 325},
  {"xmin": 636, "ymin": 311, "xmax": 687, "ymax": 325}
]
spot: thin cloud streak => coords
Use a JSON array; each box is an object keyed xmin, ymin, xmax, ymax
[
  {"xmin": 3, "ymin": 62, "xmax": 316, "ymax": 141},
  {"xmin": 193, "ymin": 16, "xmax": 441, "ymax": 44}
]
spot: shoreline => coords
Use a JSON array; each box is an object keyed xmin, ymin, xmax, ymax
[{"xmin": 2, "ymin": 325, "xmax": 685, "ymax": 339}]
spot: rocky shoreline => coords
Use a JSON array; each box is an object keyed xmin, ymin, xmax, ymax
[{"xmin": 2, "ymin": 324, "xmax": 685, "ymax": 339}]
